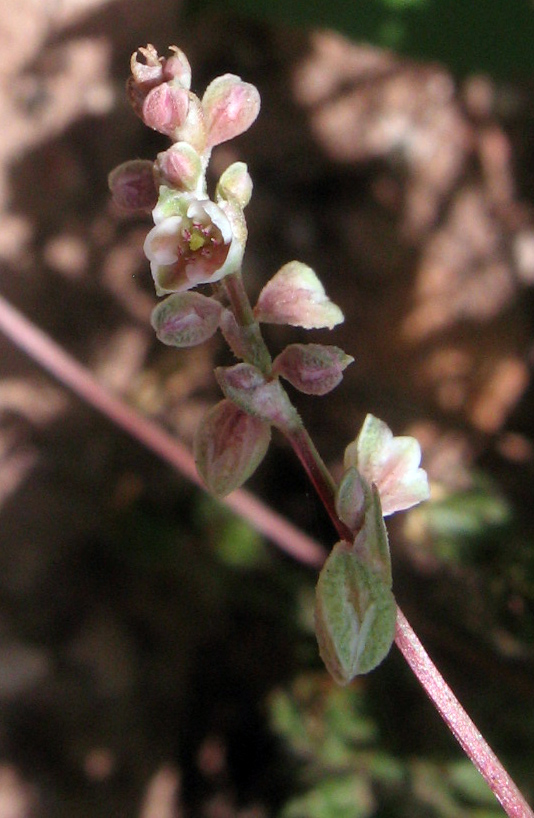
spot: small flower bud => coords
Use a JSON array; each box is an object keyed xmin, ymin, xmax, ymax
[
  {"xmin": 142, "ymin": 83, "xmax": 189, "ymax": 137},
  {"xmin": 215, "ymin": 363, "xmax": 294, "ymax": 426},
  {"xmin": 202, "ymin": 74, "xmax": 261, "ymax": 148},
  {"xmin": 254, "ymin": 261, "xmax": 344, "ymax": 330},
  {"xmin": 344, "ymin": 414, "xmax": 430, "ymax": 516},
  {"xmin": 273, "ymin": 343, "xmax": 353, "ymax": 396},
  {"xmin": 156, "ymin": 143, "xmax": 203, "ymax": 191},
  {"xmin": 194, "ymin": 399, "xmax": 271, "ymax": 497},
  {"xmin": 216, "ymin": 162, "xmax": 253, "ymax": 208},
  {"xmin": 108, "ymin": 160, "xmax": 158, "ymax": 212},
  {"xmin": 219, "ymin": 309, "xmax": 249, "ymax": 361},
  {"xmin": 151, "ymin": 291, "xmax": 222, "ymax": 347},
  {"xmin": 128, "ymin": 45, "xmax": 191, "ymax": 107}
]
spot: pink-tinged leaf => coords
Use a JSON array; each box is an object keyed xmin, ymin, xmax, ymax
[
  {"xmin": 203, "ymin": 74, "xmax": 261, "ymax": 148},
  {"xmin": 344, "ymin": 414, "xmax": 430, "ymax": 516},
  {"xmin": 151, "ymin": 292, "xmax": 222, "ymax": 348},
  {"xmin": 254, "ymin": 261, "xmax": 344, "ymax": 330},
  {"xmin": 194, "ymin": 399, "xmax": 271, "ymax": 497},
  {"xmin": 215, "ymin": 364, "xmax": 294, "ymax": 427},
  {"xmin": 315, "ymin": 541, "xmax": 397, "ymax": 684},
  {"xmin": 273, "ymin": 343, "xmax": 353, "ymax": 396}
]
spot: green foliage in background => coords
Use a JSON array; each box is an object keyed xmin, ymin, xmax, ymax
[
  {"xmin": 190, "ymin": 0, "xmax": 534, "ymax": 79},
  {"xmin": 268, "ymin": 674, "xmax": 504, "ymax": 818}
]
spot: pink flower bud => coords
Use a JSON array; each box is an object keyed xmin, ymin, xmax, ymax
[
  {"xmin": 216, "ymin": 162, "xmax": 253, "ymax": 209},
  {"xmin": 254, "ymin": 262, "xmax": 344, "ymax": 330},
  {"xmin": 215, "ymin": 364, "xmax": 294, "ymax": 426},
  {"xmin": 156, "ymin": 143, "xmax": 202, "ymax": 191},
  {"xmin": 202, "ymin": 74, "xmax": 261, "ymax": 148},
  {"xmin": 219, "ymin": 309, "xmax": 249, "ymax": 361},
  {"xmin": 194, "ymin": 399, "xmax": 271, "ymax": 497},
  {"xmin": 108, "ymin": 160, "xmax": 158, "ymax": 212},
  {"xmin": 273, "ymin": 343, "xmax": 353, "ymax": 396},
  {"xmin": 142, "ymin": 83, "xmax": 189, "ymax": 137},
  {"xmin": 151, "ymin": 291, "xmax": 222, "ymax": 347}
]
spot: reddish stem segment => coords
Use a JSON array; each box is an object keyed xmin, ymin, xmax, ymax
[
  {"xmin": 396, "ymin": 609, "xmax": 534, "ymax": 818},
  {"xmin": 281, "ymin": 422, "xmax": 353, "ymax": 543}
]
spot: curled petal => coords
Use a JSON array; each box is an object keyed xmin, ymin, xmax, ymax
[
  {"xmin": 162, "ymin": 46, "xmax": 192, "ymax": 88},
  {"xmin": 344, "ymin": 414, "xmax": 430, "ymax": 516},
  {"xmin": 128, "ymin": 45, "xmax": 191, "ymax": 120},
  {"xmin": 129, "ymin": 44, "xmax": 165, "ymax": 94},
  {"xmin": 203, "ymin": 74, "xmax": 261, "ymax": 148},
  {"xmin": 254, "ymin": 261, "xmax": 344, "ymax": 329}
]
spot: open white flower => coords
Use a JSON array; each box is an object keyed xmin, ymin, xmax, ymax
[
  {"xmin": 144, "ymin": 189, "xmax": 244, "ymax": 295},
  {"xmin": 344, "ymin": 414, "xmax": 430, "ymax": 516}
]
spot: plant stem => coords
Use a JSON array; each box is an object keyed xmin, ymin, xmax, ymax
[
  {"xmin": 281, "ymin": 420, "xmax": 353, "ymax": 543},
  {"xmin": 215, "ymin": 262, "xmax": 533, "ymax": 817},
  {"xmin": 284, "ymin": 422, "xmax": 532, "ymax": 817},
  {"xmin": 396, "ymin": 609, "xmax": 534, "ymax": 818},
  {"xmin": 288, "ymin": 418, "xmax": 532, "ymax": 815},
  {"xmin": 223, "ymin": 272, "xmax": 272, "ymax": 373}
]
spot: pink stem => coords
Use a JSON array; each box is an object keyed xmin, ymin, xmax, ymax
[
  {"xmin": 0, "ymin": 294, "xmax": 325, "ymax": 569},
  {"xmin": 396, "ymin": 609, "xmax": 533, "ymax": 818}
]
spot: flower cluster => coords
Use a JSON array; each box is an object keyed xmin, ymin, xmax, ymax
[{"xmin": 110, "ymin": 44, "xmax": 258, "ymax": 296}]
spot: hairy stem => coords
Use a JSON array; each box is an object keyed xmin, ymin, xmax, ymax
[
  {"xmin": 396, "ymin": 609, "xmax": 533, "ymax": 818},
  {"xmin": 223, "ymin": 272, "xmax": 272, "ymax": 373}
]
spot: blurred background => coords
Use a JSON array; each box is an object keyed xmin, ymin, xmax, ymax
[{"xmin": 0, "ymin": 0, "xmax": 534, "ymax": 815}]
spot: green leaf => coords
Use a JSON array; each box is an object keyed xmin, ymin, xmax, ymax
[{"xmin": 315, "ymin": 542, "xmax": 396, "ymax": 684}]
